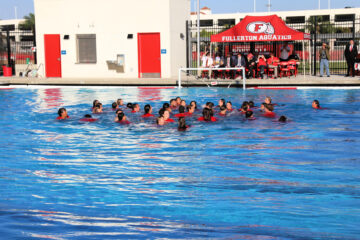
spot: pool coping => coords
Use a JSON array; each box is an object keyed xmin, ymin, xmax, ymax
[{"xmin": 1, "ymin": 75, "xmax": 360, "ymax": 88}]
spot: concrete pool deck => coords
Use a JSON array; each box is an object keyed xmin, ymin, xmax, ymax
[{"xmin": 0, "ymin": 75, "xmax": 359, "ymax": 87}]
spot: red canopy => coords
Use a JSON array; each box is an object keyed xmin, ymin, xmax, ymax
[{"xmin": 211, "ymin": 15, "xmax": 310, "ymax": 42}]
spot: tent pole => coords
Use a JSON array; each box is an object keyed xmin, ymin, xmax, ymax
[{"xmin": 210, "ymin": 43, "xmax": 212, "ymax": 78}]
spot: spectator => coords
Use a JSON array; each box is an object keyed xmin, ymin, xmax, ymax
[
  {"xmin": 247, "ymin": 53, "xmax": 257, "ymax": 79},
  {"xmin": 344, "ymin": 40, "xmax": 358, "ymax": 77},
  {"xmin": 280, "ymin": 42, "xmax": 291, "ymax": 61},
  {"xmin": 319, "ymin": 42, "xmax": 330, "ymax": 77},
  {"xmin": 267, "ymin": 53, "xmax": 279, "ymax": 78}
]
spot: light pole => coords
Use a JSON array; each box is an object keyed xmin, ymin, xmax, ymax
[
  {"xmin": 318, "ymin": 0, "xmax": 320, "ymax": 9},
  {"xmin": 267, "ymin": 0, "xmax": 271, "ymax": 12},
  {"xmin": 328, "ymin": 0, "xmax": 330, "ymax": 9},
  {"xmin": 254, "ymin": 0, "xmax": 256, "ymax": 12}
]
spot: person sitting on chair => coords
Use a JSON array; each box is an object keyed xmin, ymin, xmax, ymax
[{"xmin": 267, "ymin": 53, "xmax": 279, "ymax": 78}]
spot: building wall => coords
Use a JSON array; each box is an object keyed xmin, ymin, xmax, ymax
[{"xmin": 34, "ymin": 0, "xmax": 189, "ymax": 78}]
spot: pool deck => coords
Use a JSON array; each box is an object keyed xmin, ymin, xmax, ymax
[{"xmin": 0, "ymin": 75, "xmax": 359, "ymax": 87}]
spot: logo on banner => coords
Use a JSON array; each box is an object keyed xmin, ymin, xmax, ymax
[{"xmin": 246, "ymin": 21, "xmax": 275, "ymax": 35}]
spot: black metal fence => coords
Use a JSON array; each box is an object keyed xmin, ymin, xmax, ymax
[
  {"xmin": 0, "ymin": 26, "xmax": 36, "ymax": 76},
  {"xmin": 186, "ymin": 16, "xmax": 360, "ymax": 76}
]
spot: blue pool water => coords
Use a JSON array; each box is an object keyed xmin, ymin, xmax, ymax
[{"xmin": 0, "ymin": 86, "xmax": 360, "ymax": 239}]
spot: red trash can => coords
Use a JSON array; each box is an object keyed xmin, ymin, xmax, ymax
[{"xmin": 2, "ymin": 66, "xmax": 12, "ymax": 76}]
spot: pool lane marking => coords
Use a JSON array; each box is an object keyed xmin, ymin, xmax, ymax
[{"xmin": 138, "ymin": 87, "xmax": 175, "ymax": 89}]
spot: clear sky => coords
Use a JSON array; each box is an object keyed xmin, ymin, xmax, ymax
[{"xmin": 0, "ymin": 0, "xmax": 360, "ymax": 20}]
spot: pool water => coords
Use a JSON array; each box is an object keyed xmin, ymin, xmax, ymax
[{"xmin": 0, "ymin": 86, "xmax": 360, "ymax": 239}]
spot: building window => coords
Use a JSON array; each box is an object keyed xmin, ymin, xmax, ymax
[
  {"xmin": 218, "ymin": 19, "xmax": 235, "ymax": 26},
  {"xmin": 286, "ymin": 16, "xmax": 305, "ymax": 24},
  {"xmin": 200, "ymin": 20, "xmax": 213, "ymax": 27},
  {"xmin": 335, "ymin": 14, "xmax": 355, "ymax": 22},
  {"xmin": 76, "ymin": 34, "xmax": 97, "ymax": 63}
]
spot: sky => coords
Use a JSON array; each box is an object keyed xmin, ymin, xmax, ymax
[{"xmin": 0, "ymin": 0, "xmax": 360, "ymax": 20}]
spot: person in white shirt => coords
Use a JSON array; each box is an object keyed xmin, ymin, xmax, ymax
[
  {"xmin": 201, "ymin": 52, "xmax": 213, "ymax": 78},
  {"xmin": 280, "ymin": 42, "xmax": 291, "ymax": 61}
]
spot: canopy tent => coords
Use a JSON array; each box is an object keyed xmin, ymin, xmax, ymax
[
  {"xmin": 210, "ymin": 15, "xmax": 311, "ymax": 77},
  {"xmin": 211, "ymin": 15, "xmax": 310, "ymax": 43}
]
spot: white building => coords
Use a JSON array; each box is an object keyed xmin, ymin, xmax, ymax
[{"xmin": 34, "ymin": 0, "xmax": 190, "ymax": 79}]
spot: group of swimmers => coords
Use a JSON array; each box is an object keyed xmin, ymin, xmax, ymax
[{"xmin": 56, "ymin": 96, "xmax": 324, "ymax": 131}]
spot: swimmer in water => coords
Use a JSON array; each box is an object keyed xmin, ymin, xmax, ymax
[
  {"xmin": 175, "ymin": 97, "xmax": 182, "ymax": 106},
  {"xmin": 142, "ymin": 104, "xmax": 155, "ymax": 118},
  {"xmin": 117, "ymin": 112, "xmax": 131, "ymax": 124},
  {"xmin": 239, "ymin": 102, "xmax": 249, "ymax": 114},
  {"xmin": 163, "ymin": 102, "xmax": 172, "ymax": 113},
  {"xmin": 178, "ymin": 117, "xmax": 189, "ymax": 131},
  {"xmin": 156, "ymin": 116, "xmax": 165, "ymax": 126},
  {"xmin": 245, "ymin": 110, "xmax": 256, "ymax": 120},
  {"xmin": 93, "ymin": 103, "xmax": 103, "ymax": 113},
  {"xmin": 80, "ymin": 114, "xmax": 97, "ymax": 122},
  {"xmin": 278, "ymin": 115, "xmax": 287, "ymax": 122},
  {"xmin": 114, "ymin": 109, "xmax": 123, "ymax": 121},
  {"xmin": 117, "ymin": 98, "xmax": 124, "ymax": 106},
  {"xmin": 127, "ymin": 103, "xmax": 133, "ymax": 110},
  {"xmin": 262, "ymin": 103, "xmax": 276, "ymax": 118},
  {"xmin": 205, "ymin": 102, "xmax": 215, "ymax": 110},
  {"xmin": 198, "ymin": 108, "xmax": 217, "ymax": 122},
  {"xmin": 265, "ymin": 96, "xmax": 272, "ymax": 105},
  {"xmin": 56, "ymin": 107, "xmax": 69, "ymax": 120},
  {"xmin": 218, "ymin": 106, "xmax": 227, "ymax": 116},
  {"xmin": 174, "ymin": 105, "xmax": 187, "ymax": 118},
  {"xmin": 170, "ymin": 99, "xmax": 177, "ymax": 109},
  {"xmin": 249, "ymin": 101, "xmax": 255, "ymax": 109},
  {"xmin": 163, "ymin": 109, "xmax": 175, "ymax": 122},
  {"xmin": 218, "ymin": 98, "xmax": 226, "ymax": 108},
  {"xmin": 180, "ymin": 100, "xmax": 186, "ymax": 107},
  {"xmin": 131, "ymin": 103, "xmax": 140, "ymax": 113},
  {"xmin": 226, "ymin": 101, "xmax": 234, "ymax": 112},
  {"xmin": 312, "ymin": 100, "xmax": 321, "ymax": 109},
  {"xmin": 190, "ymin": 100, "xmax": 198, "ymax": 110},
  {"xmin": 92, "ymin": 100, "xmax": 100, "ymax": 110},
  {"xmin": 112, "ymin": 102, "xmax": 118, "ymax": 110}
]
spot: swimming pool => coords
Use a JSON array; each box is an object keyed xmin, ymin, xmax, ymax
[{"xmin": 0, "ymin": 86, "xmax": 359, "ymax": 239}]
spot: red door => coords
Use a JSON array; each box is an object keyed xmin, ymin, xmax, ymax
[
  {"xmin": 138, "ymin": 33, "xmax": 161, "ymax": 78},
  {"xmin": 44, "ymin": 34, "xmax": 62, "ymax": 78}
]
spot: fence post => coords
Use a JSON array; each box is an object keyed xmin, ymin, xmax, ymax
[
  {"xmin": 33, "ymin": 25, "xmax": 37, "ymax": 64},
  {"xmin": 6, "ymin": 30, "xmax": 11, "ymax": 68},
  {"xmin": 313, "ymin": 16, "xmax": 317, "ymax": 76},
  {"xmin": 352, "ymin": 17, "xmax": 356, "ymax": 41}
]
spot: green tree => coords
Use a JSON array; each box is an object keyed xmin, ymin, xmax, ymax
[
  {"xmin": 306, "ymin": 16, "xmax": 335, "ymax": 34},
  {"xmin": 19, "ymin": 13, "xmax": 35, "ymax": 31}
]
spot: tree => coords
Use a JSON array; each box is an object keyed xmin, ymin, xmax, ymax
[
  {"xmin": 306, "ymin": 16, "xmax": 335, "ymax": 34},
  {"xmin": 19, "ymin": 13, "xmax": 35, "ymax": 31}
]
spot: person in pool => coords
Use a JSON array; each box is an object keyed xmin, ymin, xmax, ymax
[
  {"xmin": 190, "ymin": 100, "xmax": 198, "ymax": 110},
  {"xmin": 198, "ymin": 108, "xmax": 217, "ymax": 122},
  {"xmin": 142, "ymin": 104, "xmax": 155, "ymax": 118},
  {"xmin": 239, "ymin": 102, "xmax": 249, "ymax": 114},
  {"xmin": 174, "ymin": 105, "xmax": 187, "ymax": 118},
  {"xmin": 131, "ymin": 103, "xmax": 140, "ymax": 113},
  {"xmin": 112, "ymin": 102, "xmax": 118, "ymax": 110},
  {"xmin": 226, "ymin": 101, "xmax": 234, "ymax": 112},
  {"xmin": 312, "ymin": 100, "xmax": 322, "ymax": 109},
  {"xmin": 170, "ymin": 99, "xmax": 177, "ymax": 109},
  {"xmin": 126, "ymin": 103, "xmax": 133, "ymax": 110},
  {"xmin": 180, "ymin": 100, "xmax": 186, "ymax": 107},
  {"xmin": 175, "ymin": 97, "xmax": 182, "ymax": 106},
  {"xmin": 56, "ymin": 108, "xmax": 69, "ymax": 120},
  {"xmin": 218, "ymin": 98, "xmax": 226, "ymax": 108},
  {"xmin": 205, "ymin": 102, "xmax": 215, "ymax": 110},
  {"xmin": 117, "ymin": 98, "xmax": 124, "ymax": 107},
  {"xmin": 156, "ymin": 116, "xmax": 165, "ymax": 126},
  {"xmin": 245, "ymin": 110, "xmax": 256, "ymax": 120},
  {"xmin": 80, "ymin": 114, "xmax": 97, "ymax": 122},
  {"xmin": 178, "ymin": 117, "xmax": 189, "ymax": 131},
  {"xmin": 93, "ymin": 103, "xmax": 103, "ymax": 114},
  {"xmin": 162, "ymin": 102, "xmax": 172, "ymax": 113},
  {"xmin": 117, "ymin": 112, "xmax": 131, "ymax": 124},
  {"xmin": 92, "ymin": 100, "xmax": 100, "ymax": 110},
  {"xmin": 114, "ymin": 109, "xmax": 123, "ymax": 122},
  {"xmin": 186, "ymin": 105, "xmax": 195, "ymax": 116},
  {"xmin": 262, "ymin": 104, "xmax": 276, "ymax": 118},
  {"xmin": 163, "ymin": 109, "xmax": 175, "ymax": 123},
  {"xmin": 278, "ymin": 115, "xmax": 287, "ymax": 122},
  {"xmin": 218, "ymin": 106, "xmax": 227, "ymax": 116}
]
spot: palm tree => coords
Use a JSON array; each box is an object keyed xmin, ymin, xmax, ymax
[{"xmin": 19, "ymin": 13, "xmax": 35, "ymax": 31}]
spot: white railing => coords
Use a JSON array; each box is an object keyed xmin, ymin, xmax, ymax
[{"xmin": 178, "ymin": 67, "xmax": 246, "ymax": 89}]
